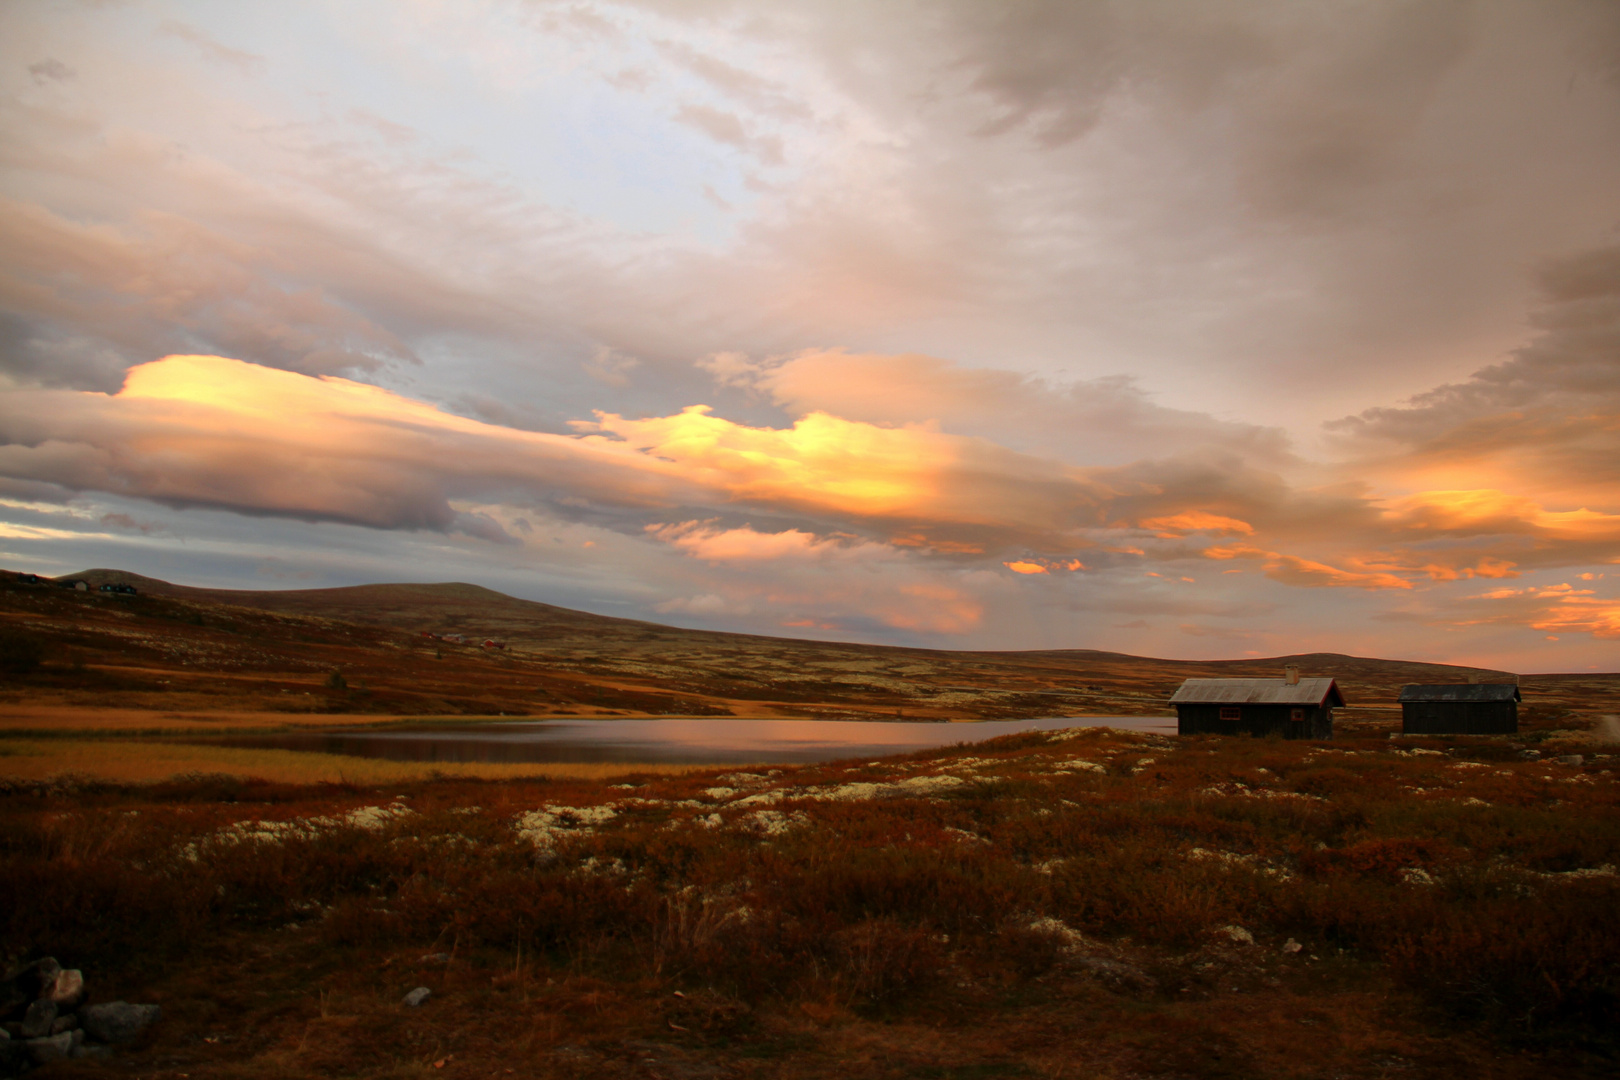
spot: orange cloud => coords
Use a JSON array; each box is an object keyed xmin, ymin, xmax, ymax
[
  {"xmin": 647, "ymin": 521, "xmax": 857, "ymax": 563},
  {"xmin": 1455, "ymin": 583, "xmax": 1620, "ymax": 640},
  {"xmin": 1203, "ymin": 544, "xmax": 1412, "ymax": 590},
  {"xmin": 582, "ymin": 405, "xmax": 1102, "ymax": 538},
  {"xmin": 1004, "ymin": 560, "xmax": 1048, "ymax": 574},
  {"xmin": 1138, "ymin": 510, "xmax": 1255, "ymax": 537},
  {"xmin": 1384, "ymin": 489, "xmax": 1620, "ymax": 539}
]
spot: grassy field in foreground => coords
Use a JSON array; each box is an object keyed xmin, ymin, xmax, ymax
[
  {"xmin": 0, "ymin": 737, "xmax": 715, "ymax": 784},
  {"xmin": 3, "ymin": 723, "xmax": 1617, "ymax": 1080}
]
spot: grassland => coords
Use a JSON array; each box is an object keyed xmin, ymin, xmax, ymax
[
  {"xmin": 3, "ymin": 568, "xmax": 1590, "ymax": 725},
  {"xmin": 3, "ymin": 725, "xmax": 1618, "ymax": 1079},
  {"xmin": 2, "ymin": 569, "xmax": 1617, "ymax": 1078}
]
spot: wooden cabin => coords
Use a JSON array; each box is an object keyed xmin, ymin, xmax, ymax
[
  {"xmin": 1170, "ymin": 667, "xmax": 1343, "ymax": 739},
  {"xmin": 1398, "ymin": 684, "xmax": 1519, "ymax": 734}
]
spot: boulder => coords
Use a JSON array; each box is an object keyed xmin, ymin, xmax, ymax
[
  {"xmin": 49, "ymin": 1012, "xmax": 78, "ymax": 1035},
  {"xmin": 80, "ymin": 1001, "xmax": 160, "ymax": 1044},
  {"xmin": 15, "ymin": 959, "xmax": 61, "ymax": 997},
  {"xmin": 0, "ymin": 957, "xmax": 61, "ymax": 1021},
  {"xmin": 27, "ymin": 1030, "xmax": 74, "ymax": 1065},
  {"xmin": 19, "ymin": 999, "xmax": 56, "ymax": 1039},
  {"xmin": 402, "ymin": 987, "xmax": 431, "ymax": 1007},
  {"xmin": 0, "ymin": 1037, "xmax": 28, "ymax": 1077},
  {"xmin": 42, "ymin": 969, "xmax": 84, "ymax": 1009}
]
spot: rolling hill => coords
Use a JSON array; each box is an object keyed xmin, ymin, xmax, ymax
[{"xmin": 2, "ymin": 567, "xmax": 1607, "ymax": 728}]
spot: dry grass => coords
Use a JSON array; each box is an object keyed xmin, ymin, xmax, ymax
[
  {"xmin": 3, "ymin": 724, "xmax": 1616, "ymax": 1079},
  {"xmin": 0, "ymin": 738, "xmax": 715, "ymax": 784}
]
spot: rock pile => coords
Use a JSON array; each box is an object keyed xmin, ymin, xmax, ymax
[{"xmin": 0, "ymin": 958, "xmax": 159, "ymax": 1074}]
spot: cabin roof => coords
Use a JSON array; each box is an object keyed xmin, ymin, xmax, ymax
[
  {"xmin": 1398, "ymin": 683, "xmax": 1520, "ymax": 703},
  {"xmin": 1169, "ymin": 678, "xmax": 1345, "ymax": 707}
]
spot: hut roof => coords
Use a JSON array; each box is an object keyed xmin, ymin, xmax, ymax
[
  {"xmin": 1398, "ymin": 684, "xmax": 1520, "ymax": 703},
  {"xmin": 1169, "ymin": 678, "xmax": 1344, "ymax": 707}
]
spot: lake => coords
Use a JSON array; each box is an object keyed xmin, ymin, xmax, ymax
[{"xmin": 204, "ymin": 715, "xmax": 1176, "ymax": 765}]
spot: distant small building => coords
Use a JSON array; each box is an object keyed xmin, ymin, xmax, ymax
[
  {"xmin": 16, "ymin": 573, "xmax": 43, "ymax": 584},
  {"xmin": 58, "ymin": 579, "xmax": 90, "ymax": 591},
  {"xmin": 481, "ymin": 639, "xmax": 506, "ymax": 650},
  {"xmin": 98, "ymin": 583, "xmax": 137, "ymax": 595},
  {"xmin": 1398, "ymin": 684, "xmax": 1519, "ymax": 734},
  {"xmin": 1170, "ymin": 666, "xmax": 1343, "ymax": 739}
]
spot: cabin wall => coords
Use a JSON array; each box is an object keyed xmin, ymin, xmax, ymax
[
  {"xmin": 1401, "ymin": 701, "xmax": 1517, "ymax": 735},
  {"xmin": 1176, "ymin": 703, "xmax": 1333, "ymax": 739}
]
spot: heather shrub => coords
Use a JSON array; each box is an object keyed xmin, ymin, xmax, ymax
[
  {"xmin": 0, "ymin": 626, "xmax": 45, "ymax": 674},
  {"xmin": 1383, "ymin": 880, "xmax": 1620, "ymax": 1039},
  {"xmin": 828, "ymin": 917, "xmax": 948, "ymax": 1009}
]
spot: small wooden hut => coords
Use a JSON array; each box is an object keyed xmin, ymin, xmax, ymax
[
  {"xmin": 1398, "ymin": 684, "xmax": 1519, "ymax": 734},
  {"xmin": 1170, "ymin": 666, "xmax": 1342, "ymax": 739}
]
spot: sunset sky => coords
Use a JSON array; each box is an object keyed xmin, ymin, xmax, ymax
[{"xmin": 1, "ymin": 0, "xmax": 1618, "ymax": 671}]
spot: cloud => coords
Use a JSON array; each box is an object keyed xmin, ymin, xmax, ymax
[
  {"xmin": 1330, "ymin": 242, "xmax": 1620, "ymax": 500},
  {"xmin": 673, "ymin": 103, "xmax": 784, "ymax": 164},
  {"xmin": 27, "ymin": 59, "xmax": 75, "ymax": 83},
  {"xmin": 157, "ymin": 20, "xmax": 264, "ymax": 73},
  {"xmin": 698, "ymin": 349, "xmax": 1295, "ymax": 466}
]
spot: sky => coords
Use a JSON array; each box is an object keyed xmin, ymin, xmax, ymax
[{"xmin": 0, "ymin": 0, "xmax": 1618, "ymax": 672}]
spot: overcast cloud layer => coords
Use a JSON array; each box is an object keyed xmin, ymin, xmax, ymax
[{"xmin": 1, "ymin": 0, "xmax": 1617, "ymax": 671}]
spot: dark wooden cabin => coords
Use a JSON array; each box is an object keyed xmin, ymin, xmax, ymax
[
  {"xmin": 1398, "ymin": 684, "xmax": 1519, "ymax": 734},
  {"xmin": 1170, "ymin": 671, "xmax": 1342, "ymax": 739}
]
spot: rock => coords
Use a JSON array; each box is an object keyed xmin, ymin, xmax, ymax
[
  {"xmin": 71, "ymin": 1041, "xmax": 112, "ymax": 1061},
  {"xmin": 42, "ymin": 969, "xmax": 84, "ymax": 1009},
  {"xmin": 49, "ymin": 1012, "xmax": 78, "ymax": 1035},
  {"xmin": 1, "ymin": 957, "xmax": 62, "ymax": 1021},
  {"xmin": 1218, "ymin": 925, "xmax": 1255, "ymax": 946},
  {"xmin": 403, "ymin": 987, "xmax": 431, "ymax": 1007},
  {"xmin": 15, "ymin": 959, "xmax": 61, "ymax": 998},
  {"xmin": 19, "ymin": 999, "xmax": 56, "ymax": 1039},
  {"xmin": 0, "ymin": 1038, "xmax": 27, "ymax": 1076},
  {"xmin": 26, "ymin": 1030, "xmax": 74, "ymax": 1064},
  {"xmin": 80, "ymin": 1002, "xmax": 160, "ymax": 1044},
  {"xmin": 1558, "ymin": 754, "xmax": 1584, "ymax": 766},
  {"xmin": 1282, "ymin": 938, "xmax": 1303, "ymax": 954}
]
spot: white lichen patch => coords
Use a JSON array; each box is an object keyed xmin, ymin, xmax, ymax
[
  {"xmin": 182, "ymin": 804, "xmax": 415, "ymax": 859},
  {"xmin": 1187, "ymin": 847, "xmax": 1295, "ymax": 882},
  {"xmin": 1025, "ymin": 916, "xmax": 1087, "ymax": 949},
  {"xmin": 513, "ymin": 804, "xmax": 618, "ymax": 849},
  {"xmin": 701, "ymin": 787, "xmax": 738, "ymax": 800},
  {"xmin": 894, "ymin": 774, "xmax": 966, "ymax": 795},
  {"xmin": 743, "ymin": 809, "xmax": 808, "ymax": 836}
]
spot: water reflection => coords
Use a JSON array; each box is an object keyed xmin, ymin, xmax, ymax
[{"xmin": 201, "ymin": 715, "xmax": 1174, "ymax": 765}]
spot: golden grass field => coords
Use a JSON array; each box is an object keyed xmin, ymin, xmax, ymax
[
  {"xmin": 0, "ymin": 736, "xmax": 716, "ymax": 784},
  {"xmin": 2, "ymin": 570, "xmax": 1617, "ymax": 1079}
]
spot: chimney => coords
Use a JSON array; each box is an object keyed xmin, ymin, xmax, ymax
[{"xmin": 1285, "ymin": 664, "xmax": 1300, "ymax": 686}]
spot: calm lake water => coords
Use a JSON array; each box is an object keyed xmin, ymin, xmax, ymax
[{"xmin": 206, "ymin": 715, "xmax": 1176, "ymax": 765}]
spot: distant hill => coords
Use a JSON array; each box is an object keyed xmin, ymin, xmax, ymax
[{"xmin": 9, "ymin": 566, "xmax": 1591, "ymax": 726}]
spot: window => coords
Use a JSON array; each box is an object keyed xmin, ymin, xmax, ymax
[
  {"xmin": 1291, "ymin": 708, "xmax": 1305, "ymax": 721},
  {"xmin": 1220, "ymin": 706, "xmax": 1240, "ymax": 720}
]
